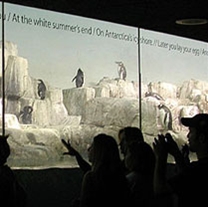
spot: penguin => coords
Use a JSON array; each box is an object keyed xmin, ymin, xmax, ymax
[
  {"xmin": 72, "ymin": 68, "xmax": 84, "ymax": 88},
  {"xmin": 115, "ymin": 61, "xmax": 127, "ymax": 80},
  {"xmin": 158, "ymin": 103, "xmax": 173, "ymax": 131},
  {"xmin": 145, "ymin": 91, "xmax": 164, "ymax": 101},
  {"xmin": 19, "ymin": 106, "xmax": 33, "ymax": 124},
  {"xmin": 37, "ymin": 79, "xmax": 46, "ymax": 100}
]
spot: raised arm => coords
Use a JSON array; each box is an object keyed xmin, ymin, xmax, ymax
[
  {"xmin": 153, "ymin": 134, "xmax": 172, "ymax": 195},
  {"xmin": 165, "ymin": 133, "xmax": 189, "ymax": 172},
  {"xmin": 61, "ymin": 139, "xmax": 91, "ymax": 173}
]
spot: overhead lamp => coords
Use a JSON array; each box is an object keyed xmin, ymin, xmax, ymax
[{"xmin": 176, "ymin": 18, "xmax": 208, "ymax": 25}]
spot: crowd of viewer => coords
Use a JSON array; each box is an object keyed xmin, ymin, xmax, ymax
[{"xmin": 1, "ymin": 113, "xmax": 208, "ymax": 207}]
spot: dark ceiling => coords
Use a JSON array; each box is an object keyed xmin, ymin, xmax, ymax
[{"xmin": 4, "ymin": 0, "xmax": 208, "ymax": 43}]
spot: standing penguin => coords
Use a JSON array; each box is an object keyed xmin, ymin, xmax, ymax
[
  {"xmin": 158, "ymin": 103, "xmax": 173, "ymax": 131},
  {"xmin": 19, "ymin": 106, "xmax": 33, "ymax": 124},
  {"xmin": 115, "ymin": 61, "xmax": 127, "ymax": 80},
  {"xmin": 37, "ymin": 79, "xmax": 46, "ymax": 100},
  {"xmin": 72, "ymin": 68, "xmax": 84, "ymax": 88}
]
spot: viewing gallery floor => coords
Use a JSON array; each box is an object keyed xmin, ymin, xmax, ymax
[
  {"xmin": 14, "ymin": 167, "xmax": 84, "ymax": 207},
  {"xmin": 13, "ymin": 164, "xmax": 177, "ymax": 207}
]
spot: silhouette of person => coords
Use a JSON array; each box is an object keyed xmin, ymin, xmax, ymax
[
  {"xmin": 61, "ymin": 138, "xmax": 93, "ymax": 207},
  {"xmin": 118, "ymin": 126, "xmax": 144, "ymax": 156},
  {"xmin": 62, "ymin": 129, "xmax": 143, "ymax": 206},
  {"xmin": 62, "ymin": 126, "xmax": 144, "ymax": 174},
  {"xmin": 125, "ymin": 141, "xmax": 156, "ymax": 207},
  {"xmin": 79, "ymin": 133, "xmax": 132, "ymax": 207},
  {"xmin": 153, "ymin": 113, "xmax": 208, "ymax": 207},
  {"xmin": 0, "ymin": 134, "xmax": 27, "ymax": 207}
]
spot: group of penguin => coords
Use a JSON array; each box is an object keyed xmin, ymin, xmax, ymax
[
  {"xmin": 18, "ymin": 62, "xmax": 127, "ymax": 124},
  {"xmin": 18, "ymin": 64, "xmax": 172, "ymax": 130},
  {"xmin": 72, "ymin": 65, "xmax": 172, "ymax": 132},
  {"xmin": 17, "ymin": 64, "xmax": 172, "ymax": 131},
  {"xmin": 72, "ymin": 61, "xmax": 127, "ymax": 88},
  {"xmin": 18, "ymin": 79, "xmax": 46, "ymax": 124}
]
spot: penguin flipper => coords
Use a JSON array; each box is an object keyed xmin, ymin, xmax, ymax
[{"xmin": 72, "ymin": 76, "xmax": 77, "ymax": 82}]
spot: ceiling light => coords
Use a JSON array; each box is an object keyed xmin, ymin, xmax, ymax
[{"xmin": 176, "ymin": 18, "xmax": 208, "ymax": 26}]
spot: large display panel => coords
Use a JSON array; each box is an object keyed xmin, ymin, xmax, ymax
[
  {"xmin": 1, "ymin": 3, "xmax": 139, "ymax": 168},
  {"xmin": 2, "ymin": 3, "xmax": 208, "ymax": 168},
  {"xmin": 140, "ymin": 29, "xmax": 208, "ymax": 160}
]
